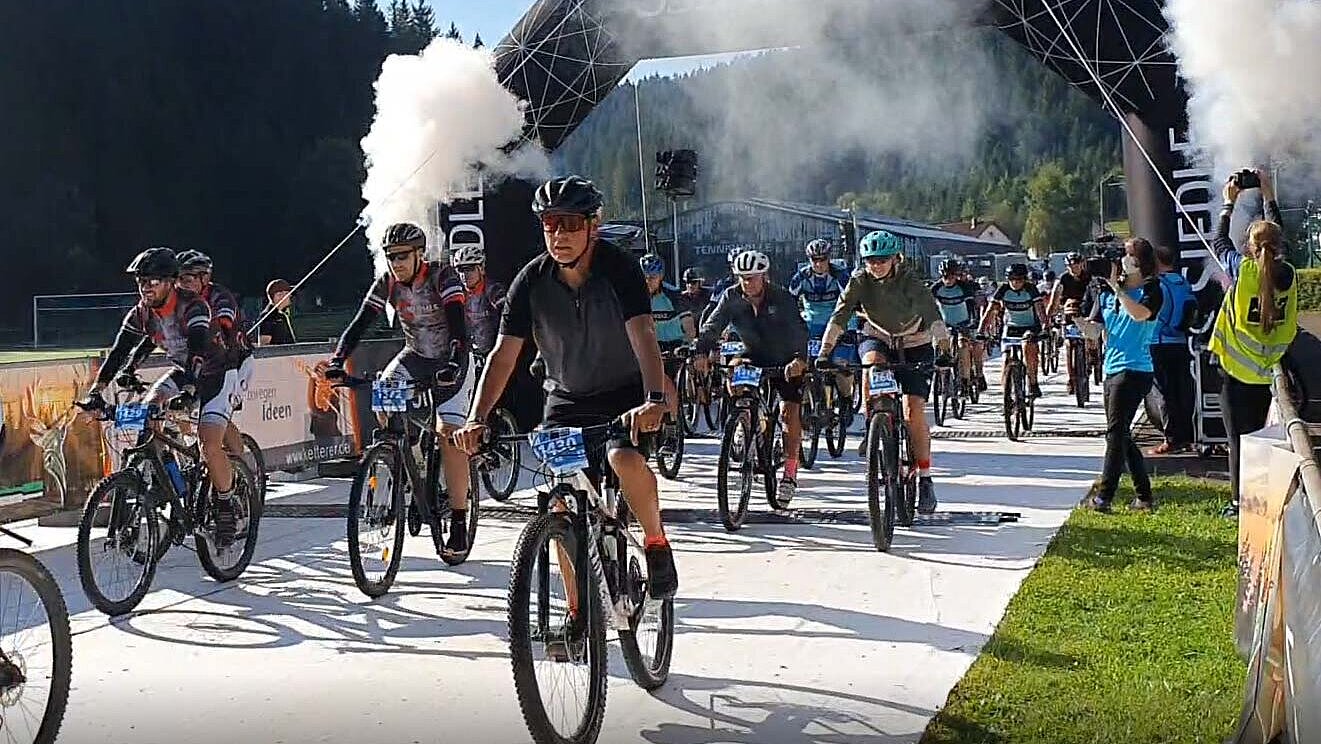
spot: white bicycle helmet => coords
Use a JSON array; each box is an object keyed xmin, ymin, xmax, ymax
[
  {"xmin": 731, "ymin": 250, "xmax": 771, "ymax": 276},
  {"xmin": 449, "ymin": 245, "xmax": 486, "ymax": 267}
]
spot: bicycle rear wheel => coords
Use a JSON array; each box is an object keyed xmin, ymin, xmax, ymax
[
  {"xmin": 896, "ymin": 425, "xmax": 916, "ymax": 528},
  {"xmin": 716, "ymin": 412, "xmax": 755, "ymax": 531},
  {"xmin": 196, "ymin": 456, "xmax": 261, "ymax": 583},
  {"xmin": 347, "ymin": 442, "xmax": 406, "ymax": 598},
  {"xmin": 76, "ymin": 470, "xmax": 158, "ymax": 617},
  {"xmin": 0, "ymin": 549, "xmax": 72, "ymax": 744},
  {"xmin": 1072, "ymin": 343, "xmax": 1089, "ymax": 408},
  {"xmin": 865, "ymin": 413, "xmax": 898, "ymax": 552},
  {"xmin": 239, "ymin": 433, "xmax": 267, "ymax": 506},
  {"xmin": 617, "ymin": 511, "xmax": 674, "ymax": 690},
  {"xmin": 508, "ymin": 513, "xmax": 607, "ymax": 744}
]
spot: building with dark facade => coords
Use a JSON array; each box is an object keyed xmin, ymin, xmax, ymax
[{"xmin": 649, "ymin": 199, "xmax": 1019, "ymax": 284}]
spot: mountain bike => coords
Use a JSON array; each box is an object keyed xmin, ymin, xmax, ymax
[
  {"xmin": 996, "ymin": 334, "xmax": 1035, "ymax": 441},
  {"xmin": 799, "ymin": 340, "xmax": 826, "ymax": 469},
  {"xmin": 675, "ymin": 348, "xmax": 711, "ymax": 436},
  {"xmin": 75, "ymin": 379, "xmax": 261, "ymax": 617},
  {"xmin": 1041, "ymin": 321, "xmax": 1061, "ymax": 375},
  {"xmin": 714, "ymin": 350, "xmax": 791, "ymax": 531},
  {"xmin": 0, "ymin": 525, "xmax": 72, "ymax": 744},
  {"xmin": 328, "ymin": 369, "xmax": 481, "ymax": 598},
  {"xmin": 486, "ymin": 420, "xmax": 674, "ymax": 744},
  {"xmin": 932, "ymin": 328, "xmax": 971, "ymax": 425},
  {"xmin": 826, "ymin": 349, "xmax": 932, "ymax": 552}
]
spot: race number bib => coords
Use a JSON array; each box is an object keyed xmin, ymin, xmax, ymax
[
  {"xmin": 807, "ymin": 339, "xmax": 823, "ymax": 358},
  {"xmin": 528, "ymin": 427, "xmax": 589, "ymax": 476},
  {"xmin": 868, "ymin": 368, "xmax": 900, "ymax": 396},
  {"xmin": 1001, "ymin": 337, "xmax": 1026, "ymax": 348},
  {"xmin": 1064, "ymin": 326, "xmax": 1082, "ymax": 340},
  {"xmin": 720, "ymin": 341, "xmax": 746, "ymax": 357},
  {"xmin": 730, "ymin": 365, "xmax": 763, "ymax": 388},
  {"xmin": 114, "ymin": 402, "xmax": 148, "ymax": 433},
  {"xmin": 371, "ymin": 380, "xmax": 411, "ymax": 413}
]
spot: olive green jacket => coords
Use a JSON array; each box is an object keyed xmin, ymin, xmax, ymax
[{"xmin": 828, "ymin": 263, "xmax": 942, "ymax": 346}]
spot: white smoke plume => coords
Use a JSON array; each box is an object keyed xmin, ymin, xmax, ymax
[
  {"xmin": 360, "ymin": 37, "xmax": 548, "ymax": 272},
  {"xmin": 1165, "ymin": 0, "xmax": 1321, "ymax": 180},
  {"xmin": 603, "ymin": 0, "xmax": 1003, "ymax": 201}
]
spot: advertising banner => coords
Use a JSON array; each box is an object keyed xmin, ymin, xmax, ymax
[
  {"xmin": 1234, "ymin": 426, "xmax": 1300, "ymax": 653},
  {"xmin": 0, "ymin": 358, "xmax": 105, "ymax": 521},
  {"xmin": 234, "ymin": 349, "xmax": 355, "ymax": 470}
]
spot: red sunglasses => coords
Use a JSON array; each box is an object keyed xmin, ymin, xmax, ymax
[{"xmin": 540, "ymin": 213, "xmax": 590, "ymax": 233}]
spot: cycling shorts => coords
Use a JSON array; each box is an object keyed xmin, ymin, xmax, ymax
[
  {"xmin": 856, "ymin": 339, "xmax": 935, "ymax": 401},
  {"xmin": 542, "ymin": 378, "xmax": 654, "ymax": 485},
  {"xmin": 1003, "ymin": 325, "xmax": 1043, "ymax": 340},
  {"xmin": 227, "ymin": 355, "xmax": 256, "ymax": 412},
  {"xmin": 146, "ymin": 368, "xmax": 233, "ymax": 426},
  {"xmin": 381, "ymin": 348, "xmax": 474, "ymax": 428}
]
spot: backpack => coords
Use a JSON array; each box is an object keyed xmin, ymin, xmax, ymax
[{"xmin": 1158, "ymin": 273, "xmax": 1200, "ymax": 335}]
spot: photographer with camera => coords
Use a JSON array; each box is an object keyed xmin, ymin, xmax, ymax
[
  {"xmin": 1083, "ymin": 238, "xmax": 1164, "ymax": 513},
  {"xmin": 1211, "ymin": 168, "xmax": 1298, "ymax": 518}
]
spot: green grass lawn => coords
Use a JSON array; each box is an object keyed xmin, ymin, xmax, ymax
[{"xmin": 922, "ymin": 477, "xmax": 1244, "ymax": 744}]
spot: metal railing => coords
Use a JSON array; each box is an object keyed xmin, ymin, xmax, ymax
[{"xmin": 1273, "ymin": 365, "xmax": 1321, "ymax": 532}]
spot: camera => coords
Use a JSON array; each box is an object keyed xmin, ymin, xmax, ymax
[
  {"xmin": 1085, "ymin": 245, "xmax": 1124, "ymax": 280},
  {"xmin": 1232, "ymin": 169, "xmax": 1261, "ymax": 190}
]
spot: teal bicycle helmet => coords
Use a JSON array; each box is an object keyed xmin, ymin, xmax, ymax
[{"xmin": 858, "ymin": 230, "xmax": 903, "ymax": 259}]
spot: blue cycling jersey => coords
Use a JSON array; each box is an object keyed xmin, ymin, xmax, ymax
[
  {"xmin": 650, "ymin": 285, "xmax": 692, "ymax": 344},
  {"xmin": 788, "ymin": 264, "xmax": 849, "ymax": 327},
  {"xmin": 992, "ymin": 282, "xmax": 1044, "ymax": 328},
  {"xmin": 930, "ymin": 279, "xmax": 979, "ymax": 327}
]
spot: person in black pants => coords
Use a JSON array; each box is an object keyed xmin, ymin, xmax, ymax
[
  {"xmin": 1147, "ymin": 245, "xmax": 1197, "ymax": 454},
  {"xmin": 1085, "ymin": 238, "xmax": 1164, "ymax": 512}
]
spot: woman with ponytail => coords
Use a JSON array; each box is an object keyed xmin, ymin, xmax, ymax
[{"xmin": 1210, "ymin": 169, "xmax": 1299, "ymax": 517}]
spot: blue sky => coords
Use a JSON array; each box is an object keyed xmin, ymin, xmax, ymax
[{"xmin": 426, "ymin": 0, "xmax": 753, "ymax": 81}]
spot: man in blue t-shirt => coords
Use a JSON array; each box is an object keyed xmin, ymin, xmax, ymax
[{"xmin": 1147, "ymin": 245, "xmax": 1196, "ymax": 454}]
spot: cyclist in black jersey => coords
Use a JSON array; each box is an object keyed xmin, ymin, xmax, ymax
[
  {"xmin": 176, "ymin": 250, "xmax": 256, "ymax": 474},
  {"xmin": 980, "ymin": 263, "xmax": 1047, "ymax": 398},
  {"xmin": 681, "ymin": 267, "xmax": 710, "ymax": 310},
  {"xmin": 327, "ymin": 223, "xmax": 474, "ymax": 557},
  {"xmin": 454, "ymin": 176, "xmax": 678, "ymax": 599},
  {"xmin": 81, "ymin": 247, "xmax": 243, "ymax": 544},
  {"xmin": 1047, "ymin": 252, "xmax": 1094, "ymax": 393},
  {"xmin": 449, "ymin": 245, "xmax": 507, "ymax": 359}
]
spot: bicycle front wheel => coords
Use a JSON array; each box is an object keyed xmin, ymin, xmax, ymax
[
  {"xmin": 716, "ymin": 411, "xmax": 755, "ymax": 532},
  {"xmin": 508, "ymin": 513, "xmax": 607, "ymax": 744},
  {"xmin": 800, "ymin": 381, "xmax": 821, "ymax": 470},
  {"xmin": 1004, "ymin": 364, "xmax": 1022, "ymax": 442},
  {"xmin": 654, "ymin": 415, "xmax": 685, "ymax": 481},
  {"xmin": 347, "ymin": 442, "xmax": 406, "ymax": 598},
  {"xmin": 865, "ymin": 413, "xmax": 898, "ymax": 552},
  {"xmin": 933, "ymin": 370, "xmax": 948, "ymax": 426},
  {"xmin": 76, "ymin": 470, "xmax": 158, "ymax": 617},
  {"xmin": 0, "ymin": 549, "xmax": 73, "ymax": 744},
  {"xmin": 480, "ymin": 408, "xmax": 522, "ymax": 502}
]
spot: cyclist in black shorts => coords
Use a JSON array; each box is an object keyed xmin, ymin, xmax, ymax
[
  {"xmin": 693, "ymin": 250, "xmax": 810, "ymax": 504},
  {"xmin": 1047, "ymin": 252, "xmax": 1093, "ymax": 393},
  {"xmin": 980, "ymin": 263, "xmax": 1047, "ymax": 398},
  {"xmin": 81, "ymin": 247, "xmax": 243, "ymax": 544},
  {"xmin": 327, "ymin": 222, "xmax": 474, "ymax": 557},
  {"xmin": 454, "ymin": 175, "xmax": 678, "ymax": 599}
]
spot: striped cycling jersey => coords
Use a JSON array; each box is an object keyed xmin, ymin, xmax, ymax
[
  {"xmin": 930, "ymin": 279, "xmax": 978, "ymax": 327},
  {"xmin": 360, "ymin": 261, "xmax": 466, "ymax": 359},
  {"xmin": 650, "ymin": 285, "xmax": 693, "ymax": 344},
  {"xmin": 992, "ymin": 282, "xmax": 1044, "ymax": 328}
]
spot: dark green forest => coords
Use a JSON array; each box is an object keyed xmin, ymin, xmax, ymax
[
  {"xmin": 2, "ymin": 2, "xmax": 1120, "ymax": 343},
  {"xmin": 1, "ymin": 0, "xmax": 478, "ymax": 341}
]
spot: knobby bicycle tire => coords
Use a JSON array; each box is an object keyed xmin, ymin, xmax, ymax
[
  {"xmin": 347, "ymin": 442, "xmax": 406, "ymax": 598},
  {"xmin": 76, "ymin": 470, "xmax": 158, "ymax": 617},
  {"xmin": 0, "ymin": 548, "xmax": 73, "ymax": 744},
  {"xmin": 716, "ymin": 411, "xmax": 754, "ymax": 532},
  {"xmin": 866, "ymin": 413, "xmax": 898, "ymax": 552}
]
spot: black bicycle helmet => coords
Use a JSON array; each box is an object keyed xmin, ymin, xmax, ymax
[
  {"xmin": 682, "ymin": 267, "xmax": 704, "ymax": 283},
  {"xmin": 532, "ymin": 175, "xmax": 604, "ymax": 216},
  {"xmin": 938, "ymin": 258, "xmax": 962, "ymax": 275},
  {"xmin": 1066, "ymin": 251, "xmax": 1083, "ymax": 263},
  {"xmin": 382, "ymin": 222, "xmax": 427, "ymax": 250},
  {"xmin": 126, "ymin": 247, "xmax": 180, "ymax": 279},
  {"xmin": 1044, "ymin": 270, "xmax": 1057, "ymax": 282},
  {"xmin": 1005, "ymin": 263, "xmax": 1029, "ymax": 279},
  {"xmin": 175, "ymin": 249, "xmax": 213, "ymax": 273}
]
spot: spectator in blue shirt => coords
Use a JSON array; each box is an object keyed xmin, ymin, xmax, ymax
[
  {"xmin": 1147, "ymin": 245, "xmax": 1197, "ymax": 454},
  {"xmin": 1085, "ymin": 238, "xmax": 1164, "ymax": 513}
]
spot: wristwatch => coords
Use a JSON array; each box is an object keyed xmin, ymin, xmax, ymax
[{"xmin": 646, "ymin": 391, "xmax": 667, "ymax": 404}]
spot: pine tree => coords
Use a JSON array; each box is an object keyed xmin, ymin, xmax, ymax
[
  {"xmin": 473, "ymin": 32, "xmax": 484, "ymax": 49},
  {"xmin": 443, "ymin": 20, "xmax": 461, "ymax": 42},
  {"xmin": 410, "ymin": 1, "xmax": 437, "ymax": 42}
]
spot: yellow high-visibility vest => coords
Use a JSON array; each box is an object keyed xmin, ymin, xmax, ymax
[{"xmin": 1209, "ymin": 258, "xmax": 1299, "ymax": 385}]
